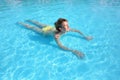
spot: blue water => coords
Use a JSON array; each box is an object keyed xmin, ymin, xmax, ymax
[{"xmin": 0, "ymin": 0, "xmax": 120, "ymax": 80}]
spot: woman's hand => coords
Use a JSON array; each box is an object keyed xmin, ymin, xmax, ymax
[
  {"xmin": 72, "ymin": 50, "xmax": 85, "ymax": 59},
  {"xmin": 85, "ymin": 36, "xmax": 93, "ymax": 40}
]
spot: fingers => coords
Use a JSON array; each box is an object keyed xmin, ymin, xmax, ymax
[
  {"xmin": 72, "ymin": 50, "xmax": 85, "ymax": 59},
  {"xmin": 86, "ymin": 36, "xmax": 93, "ymax": 40}
]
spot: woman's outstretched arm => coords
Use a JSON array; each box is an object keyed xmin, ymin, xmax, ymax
[
  {"xmin": 69, "ymin": 28, "xmax": 93, "ymax": 40},
  {"xmin": 54, "ymin": 34, "xmax": 84, "ymax": 58}
]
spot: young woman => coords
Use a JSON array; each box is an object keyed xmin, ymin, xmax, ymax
[{"xmin": 18, "ymin": 18, "xmax": 92, "ymax": 58}]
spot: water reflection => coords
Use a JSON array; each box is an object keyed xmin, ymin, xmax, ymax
[
  {"xmin": 99, "ymin": 0, "xmax": 120, "ymax": 6},
  {"xmin": 3, "ymin": 0, "xmax": 22, "ymax": 6}
]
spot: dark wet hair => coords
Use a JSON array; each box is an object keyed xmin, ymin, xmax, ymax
[{"xmin": 54, "ymin": 18, "xmax": 68, "ymax": 32}]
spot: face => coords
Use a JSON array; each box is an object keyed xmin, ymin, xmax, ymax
[{"xmin": 61, "ymin": 21, "xmax": 69, "ymax": 31}]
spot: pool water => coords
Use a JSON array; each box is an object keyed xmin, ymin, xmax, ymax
[{"xmin": 0, "ymin": 0, "xmax": 120, "ymax": 80}]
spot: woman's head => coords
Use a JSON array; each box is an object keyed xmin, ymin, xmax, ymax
[{"xmin": 54, "ymin": 18, "xmax": 69, "ymax": 32}]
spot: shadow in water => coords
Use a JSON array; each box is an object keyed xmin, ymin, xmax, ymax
[
  {"xmin": 16, "ymin": 22, "xmax": 59, "ymax": 49},
  {"xmin": 64, "ymin": 33, "xmax": 86, "ymax": 40},
  {"xmin": 28, "ymin": 33, "xmax": 59, "ymax": 49}
]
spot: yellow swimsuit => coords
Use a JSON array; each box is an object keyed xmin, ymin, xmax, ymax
[{"xmin": 42, "ymin": 26, "xmax": 55, "ymax": 34}]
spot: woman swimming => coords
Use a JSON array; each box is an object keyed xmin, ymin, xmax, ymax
[{"xmin": 18, "ymin": 18, "xmax": 92, "ymax": 58}]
